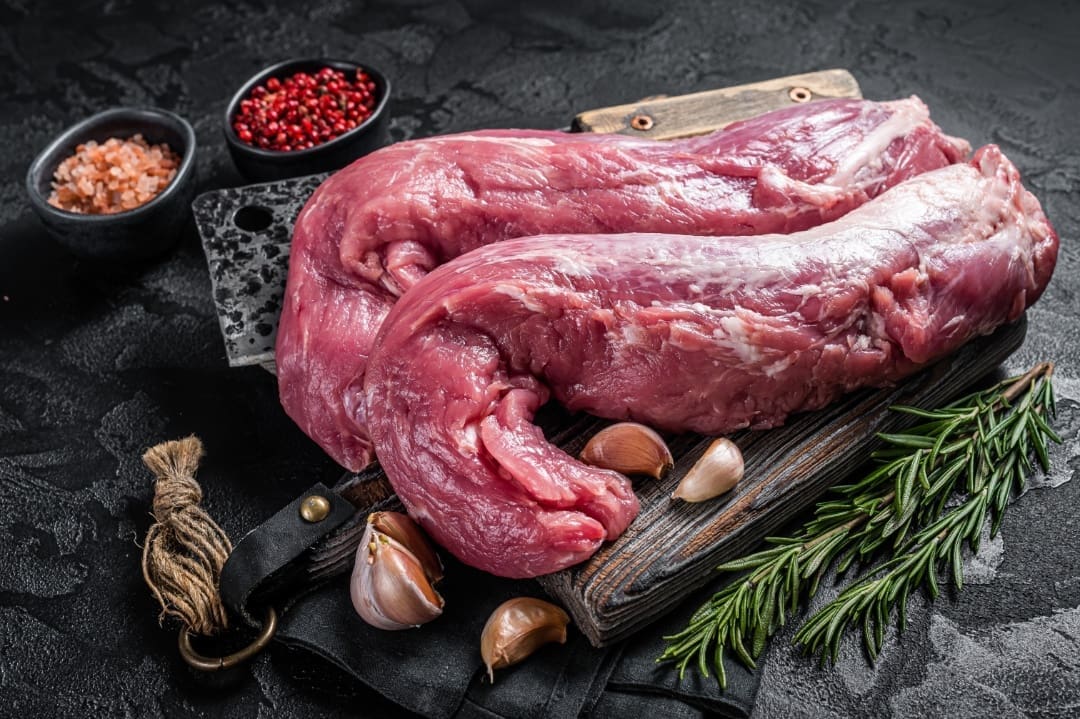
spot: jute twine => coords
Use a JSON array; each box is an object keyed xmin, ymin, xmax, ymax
[{"xmin": 140, "ymin": 436, "xmax": 232, "ymax": 636}]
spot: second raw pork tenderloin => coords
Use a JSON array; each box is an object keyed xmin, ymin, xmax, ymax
[{"xmin": 365, "ymin": 146, "xmax": 1058, "ymax": 578}]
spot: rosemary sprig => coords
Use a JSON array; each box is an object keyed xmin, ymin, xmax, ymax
[{"xmin": 659, "ymin": 362, "xmax": 1059, "ymax": 687}]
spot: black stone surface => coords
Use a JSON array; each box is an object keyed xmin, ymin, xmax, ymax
[{"xmin": 1, "ymin": 1, "xmax": 1077, "ymax": 717}]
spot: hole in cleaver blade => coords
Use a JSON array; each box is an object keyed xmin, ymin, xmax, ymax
[{"xmin": 233, "ymin": 205, "xmax": 276, "ymax": 233}]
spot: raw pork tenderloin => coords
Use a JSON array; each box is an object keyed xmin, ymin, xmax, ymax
[
  {"xmin": 277, "ymin": 97, "xmax": 968, "ymax": 470},
  {"xmin": 364, "ymin": 145, "xmax": 1059, "ymax": 578}
]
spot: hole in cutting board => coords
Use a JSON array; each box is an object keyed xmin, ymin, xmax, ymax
[{"xmin": 233, "ymin": 205, "xmax": 274, "ymax": 233}]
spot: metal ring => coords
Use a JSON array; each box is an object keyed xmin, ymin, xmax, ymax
[{"xmin": 178, "ymin": 607, "xmax": 278, "ymax": 671}]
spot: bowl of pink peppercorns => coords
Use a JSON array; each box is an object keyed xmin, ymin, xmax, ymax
[{"xmin": 224, "ymin": 58, "xmax": 391, "ymax": 182}]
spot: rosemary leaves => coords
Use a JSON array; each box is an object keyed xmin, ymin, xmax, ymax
[{"xmin": 659, "ymin": 362, "xmax": 1059, "ymax": 688}]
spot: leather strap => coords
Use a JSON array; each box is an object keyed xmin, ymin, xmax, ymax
[{"xmin": 220, "ymin": 482, "xmax": 356, "ymax": 626}]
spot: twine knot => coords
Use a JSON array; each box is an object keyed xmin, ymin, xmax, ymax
[
  {"xmin": 141, "ymin": 436, "xmax": 232, "ymax": 636},
  {"xmin": 151, "ymin": 475, "xmax": 203, "ymax": 521}
]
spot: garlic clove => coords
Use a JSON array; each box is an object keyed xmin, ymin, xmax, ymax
[
  {"xmin": 672, "ymin": 437, "xmax": 744, "ymax": 502},
  {"xmin": 480, "ymin": 597, "xmax": 570, "ymax": 682},
  {"xmin": 369, "ymin": 510, "xmax": 444, "ymax": 584},
  {"xmin": 351, "ymin": 522, "xmax": 444, "ymax": 630},
  {"xmin": 579, "ymin": 422, "xmax": 673, "ymax": 479}
]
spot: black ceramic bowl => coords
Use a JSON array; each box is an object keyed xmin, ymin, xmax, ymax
[
  {"xmin": 26, "ymin": 107, "xmax": 198, "ymax": 263},
  {"xmin": 223, "ymin": 58, "xmax": 392, "ymax": 182}
]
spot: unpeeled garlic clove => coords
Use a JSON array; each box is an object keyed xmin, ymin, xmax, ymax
[
  {"xmin": 481, "ymin": 597, "xmax": 570, "ymax": 681},
  {"xmin": 350, "ymin": 521, "xmax": 444, "ymax": 630},
  {"xmin": 369, "ymin": 510, "xmax": 444, "ymax": 584},
  {"xmin": 672, "ymin": 437, "xmax": 744, "ymax": 502},
  {"xmin": 579, "ymin": 422, "xmax": 673, "ymax": 478}
]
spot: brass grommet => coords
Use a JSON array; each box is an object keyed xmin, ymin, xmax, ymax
[
  {"xmin": 178, "ymin": 606, "xmax": 278, "ymax": 671},
  {"xmin": 788, "ymin": 86, "xmax": 813, "ymax": 103},
  {"xmin": 630, "ymin": 114, "xmax": 654, "ymax": 131},
  {"xmin": 299, "ymin": 494, "xmax": 331, "ymax": 523}
]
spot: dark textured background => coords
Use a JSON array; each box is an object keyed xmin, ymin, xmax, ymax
[{"xmin": 1, "ymin": 1, "xmax": 1078, "ymax": 717}]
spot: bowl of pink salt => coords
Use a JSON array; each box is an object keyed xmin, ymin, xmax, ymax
[{"xmin": 26, "ymin": 107, "xmax": 197, "ymax": 262}]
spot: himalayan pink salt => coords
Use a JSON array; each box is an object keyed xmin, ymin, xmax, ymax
[{"xmin": 47, "ymin": 134, "xmax": 180, "ymax": 215}]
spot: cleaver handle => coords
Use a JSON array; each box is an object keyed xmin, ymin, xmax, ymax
[{"xmin": 572, "ymin": 68, "xmax": 862, "ymax": 140}]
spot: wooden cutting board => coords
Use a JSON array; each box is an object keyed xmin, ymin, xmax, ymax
[
  {"xmin": 536, "ymin": 322, "xmax": 1023, "ymax": 645},
  {"xmin": 193, "ymin": 69, "xmax": 1024, "ymax": 647}
]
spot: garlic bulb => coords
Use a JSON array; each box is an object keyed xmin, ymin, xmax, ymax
[
  {"xmin": 579, "ymin": 422, "xmax": 673, "ymax": 478},
  {"xmin": 672, "ymin": 437, "xmax": 744, "ymax": 502},
  {"xmin": 350, "ymin": 513, "xmax": 444, "ymax": 630},
  {"xmin": 480, "ymin": 597, "xmax": 570, "ymax": 681}
]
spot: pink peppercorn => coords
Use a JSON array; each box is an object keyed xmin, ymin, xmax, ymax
[{"xmin": 233, "ymin": 67, "xmax": 378, "ymax": 152}]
